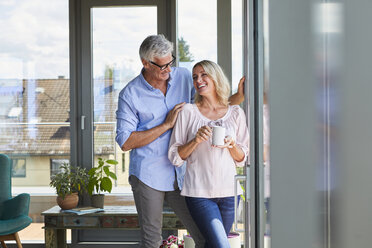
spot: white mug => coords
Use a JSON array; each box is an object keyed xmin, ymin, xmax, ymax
[{"xmin": 212, "ymin": 126, "xmax": 226, "ymax": 146}]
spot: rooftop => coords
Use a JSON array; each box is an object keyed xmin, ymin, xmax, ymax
[{"xmin": 0, "ymin": 78, "xmax": 118, "ymax": 155}]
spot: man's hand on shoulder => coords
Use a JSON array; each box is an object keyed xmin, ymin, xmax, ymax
[
  {"xmin": 163, "ymin": 102, "xmax": 186, "ymax": 129},
  {"xmin": 121, "ymin": 102, "xmax": 185, "ymax": 151}
]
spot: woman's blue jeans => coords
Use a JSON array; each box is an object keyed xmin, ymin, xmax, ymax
[{"xmin": 185, "ymin": 196, "xmax": 239, "ymax": 248}]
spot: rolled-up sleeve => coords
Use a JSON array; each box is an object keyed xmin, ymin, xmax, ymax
[
  {"xmin": 234, "ymin": 108, "xmax": 250, "ymax": 167},
  {"xmin": 115, "ymin": 91, "xmax": 138, "ymax": 149},
  {"xmin": 168, "ymin": 109, "xmax": 188, "ymax": 167}
]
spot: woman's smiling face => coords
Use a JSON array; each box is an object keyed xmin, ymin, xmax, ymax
[{"xmin": 192, "ymin": 65, "xmax": 216, "ymax": 96}]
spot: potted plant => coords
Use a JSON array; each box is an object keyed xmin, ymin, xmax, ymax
[
  {"xmin": 50, "ymin": 163, "xmax": 89, "ymax": 210},
  {"xmin": 88, "ymin": 157, "xmax": 118, "ymax": 208}
]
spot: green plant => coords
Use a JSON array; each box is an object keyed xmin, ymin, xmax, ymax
[
  {"xmin": 50, "ymin": 163, "xmax": 89, "ymax": 199},
  {"xmin": 88, "ymin": 158, "xmax": 118, "ymax": 195},
  {"xmin": 236, "ymin": 167, "xmax": 246, "ymax": 201},
  {"xmin": 178, "ymin": 37, "xmax": 194, "ymax": 62},
  {"xmin": 240, "ymin": 183, "xmax": 246, "ymax": 202}
]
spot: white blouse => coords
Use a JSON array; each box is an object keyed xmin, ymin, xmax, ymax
[{"xmin": 168, "ymin": 103, "xmax": 249, "ymax": 198}]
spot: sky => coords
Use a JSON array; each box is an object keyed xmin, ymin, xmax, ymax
[
  {"xmin": 0, "ymin": 0, "xmax": 69, "ymax": 79},
  {"xmin": 0, "ymin": 0, "xmax": 243, "ymax": 90}
]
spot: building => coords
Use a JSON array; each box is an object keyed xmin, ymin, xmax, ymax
[{"xmin": 0, "ymin": 78, "xmax": 129, "ymax": 189}]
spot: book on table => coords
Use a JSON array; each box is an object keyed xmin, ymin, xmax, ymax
[{"xmin": 62, "ymin": 207, "xmax": 104, "ymax": 215}]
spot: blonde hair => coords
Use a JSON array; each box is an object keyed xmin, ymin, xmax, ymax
[{"xmin": 193, "ymin": 60, "xmax": 230, "ymax": 106}]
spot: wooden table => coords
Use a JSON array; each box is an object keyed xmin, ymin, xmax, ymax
[{"xmin": 42, "ymin": 206, "xmax": 185, "ymax": 248}]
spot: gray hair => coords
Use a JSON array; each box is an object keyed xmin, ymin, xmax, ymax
[{"xmin": 139, "ymin": 34, "xmax": 173, "ymax": 61}]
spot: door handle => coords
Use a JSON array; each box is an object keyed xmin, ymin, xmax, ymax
[{"xmin": 81, "ymin": 115, "xmax": 85, "ymax": 130}]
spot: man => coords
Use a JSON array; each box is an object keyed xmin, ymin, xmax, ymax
[{"xmin": 116, "ymin": 34, "xmax": 244, "ymax": 247}]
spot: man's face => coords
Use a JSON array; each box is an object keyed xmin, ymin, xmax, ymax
[{"xmin": 142, "ymin": 54, "xmax": 173, "ymax": 82}]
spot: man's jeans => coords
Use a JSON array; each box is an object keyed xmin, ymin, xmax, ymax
[
  {"xmin": 129, "ymin": 176, "xmax": 205, "ymax": 248},
  {"xmin": 185, "ymin": 196, "xmax": 238, "ymax": 248}
]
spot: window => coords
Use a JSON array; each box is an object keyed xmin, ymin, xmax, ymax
[
  {"xmin": 91, "ymin": 6, "xmax": 157, "ymax": 192},
  {"xmin": 50, "ymin": 158, "xmax": 70, "ymax": 178},
  {"xmin": 11, "ymin": 158, "xmax": 26, "ymax": 178},
  {"xmin": 0, "ymin": 0, "xmax": 70, "ymax": 243},
  {"xmin": 178, "ymin": 0, "xmax": 217, "ymax": 70}
]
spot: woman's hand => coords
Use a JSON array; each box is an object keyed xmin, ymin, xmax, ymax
[
  {"xmin": 228, "ymin": 76, "xmax": 245, "ymax": 105},
  {"xmin": 237, "ymin": 76, "xmax": 245, "ymax": 97},
  {"xmin": 213, "ymin": 135, "xmax": 236, "ymax": 149},
  {"xmin": 178, "ymin": 125, "xmax": 212, "ymax": 160},
  {"xmin": 194, "ymin": 125, "xmax": 212, "ymax": 144},
  {"xmin": 214, "ymin": 135, "xmax": 245, "ymax": 162}
]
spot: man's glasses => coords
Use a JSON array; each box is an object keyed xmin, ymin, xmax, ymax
[{"xmin": 150, "ymin": 55, "xmax": 176, "ymax": 70}]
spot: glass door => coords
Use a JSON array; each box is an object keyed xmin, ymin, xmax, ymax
[
  {"xmin": 91, "ymin": 4, "xmax": 157, "ymax": 203},
  {"xmin": 71, "ymin": 0, "xmax": 174, "ymax": 245},
  {"xmin": 244, "ymin": 0, "xmax": 269, "ymax": 247},
  {"xmin": 178, "ymin": 1, "xmax": 253, "ymax": 247},
  {"xmin": 72, "ymin": 0, "xmax": 259, "ymax": 246},
  {"xmin": 0, "ymin": 0, "xmax": 70, "ymax": 244}
]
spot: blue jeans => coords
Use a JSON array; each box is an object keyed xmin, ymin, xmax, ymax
[{"xmin": 185, "ymin": 196, "xmax": 239, "ymax": 248}]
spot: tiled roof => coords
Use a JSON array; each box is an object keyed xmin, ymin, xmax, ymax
[{"xmin": 0, "ymin": 79, "xmax": 119, "ymax": 155}]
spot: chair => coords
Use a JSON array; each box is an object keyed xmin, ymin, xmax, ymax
[{"xmin": 0, "ymin": 154, "xmax": 32, "ymax": 248}]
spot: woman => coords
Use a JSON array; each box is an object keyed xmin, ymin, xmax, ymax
[{"xmin": 168, "ymin": 60, "xmax": 249, "ymax": 247}]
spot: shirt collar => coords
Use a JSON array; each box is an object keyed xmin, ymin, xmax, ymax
[{"xmin": 139, "ymin": 68, "xmax": 154, "ymax": 90}]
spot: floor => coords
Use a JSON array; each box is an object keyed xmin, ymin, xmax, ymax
[
  {"xmin": 18, "ymin": 223, "xmax": 71, "ymax": 243},
  {"xmin": 10, "ymin": 187, "xmax": 271, "ymax": 247},
  {"xmin": 15, "ymin": 223, "xmax": 271, "ymax": 247}
]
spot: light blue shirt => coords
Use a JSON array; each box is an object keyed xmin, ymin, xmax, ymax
[{"xmin": 115, "ymin": 67, "xmax": 194, "ymax": 191}]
